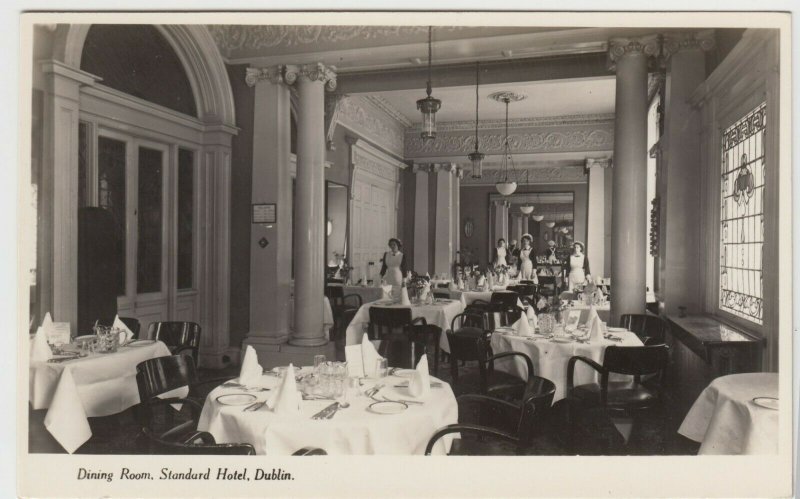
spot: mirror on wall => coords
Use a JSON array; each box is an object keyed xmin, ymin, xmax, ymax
[{"xmin": 325, "ymin": 182, "xmax": 348, "ymax": 279}]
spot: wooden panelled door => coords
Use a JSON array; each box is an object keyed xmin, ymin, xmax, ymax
[{"xmin": 349, "ymin": 170, "xmax": 396, "ymax": 284}]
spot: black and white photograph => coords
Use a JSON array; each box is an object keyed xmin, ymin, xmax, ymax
[{"xmin": 15, "ymin": 8, "xmax": 795, "ymax": 498}]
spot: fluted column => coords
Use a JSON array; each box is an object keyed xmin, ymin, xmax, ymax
[
  {"xmin": 521, "ymin": 216, "xmax": 529, "ymax": 238},
  {"xmin": 586, "ymin": 157, "xmax": 612, "ymax": 280},
  {"xmin": 493, "ymin": 200, "xmax": 505, "ymax": 248},
  {"xmin": 413, "ymin": 164, "xmax": 431, "ymax": 274},
  {"xmin": 608, "ymin": 36, "xmax": 658, "ymax": 324},
  {"xmin": 289, "ymin": 63, "xmax": 337, "ymax": 347}
]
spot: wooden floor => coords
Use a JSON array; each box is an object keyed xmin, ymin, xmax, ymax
[{"xmin": 28, "ymin": 340, "xmax": 700, "ymax": 456}]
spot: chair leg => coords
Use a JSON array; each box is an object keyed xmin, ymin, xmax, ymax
[{"xmin": 433, "ymin": 344, "xmax": 439, "ymax": 376}]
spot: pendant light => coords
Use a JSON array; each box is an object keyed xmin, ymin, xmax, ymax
[
  {"xmin": 545, "ymin": 221, "xmax": 556, "ymax": 228},
  {"xmin": 519, "ymin": 171, "xmax": 533, "ymax": 213},
  {"xmin": 468, "ymin": 61, "xmax": 484, "ymax": 178},
  {"xmin": 417, "ymin": 26, "xmax": 441, "ymax": 141},
  {"xmin": 532, "ymin": 214, "xmax": 544, "ymax": 222},
  {"xmin": 490, "ymin": 92, "xmax": 525, "ymax": 196}
]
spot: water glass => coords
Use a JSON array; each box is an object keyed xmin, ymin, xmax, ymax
[
  {"xmin": 313, "ymin": 355, "xmax": 326, "ymax": 375},
  {"xmin": 374, "ymin": 358, "xmax": 388, "ymax": 378}
]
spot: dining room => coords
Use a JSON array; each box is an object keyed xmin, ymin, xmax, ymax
[{"xmin": 22, "ymin": 15, "xmax": 791, "ymax": 493}]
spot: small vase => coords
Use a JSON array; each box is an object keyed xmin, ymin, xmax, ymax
[{"xmin": 538, "ymin": 313, "xmax": 556, "ymax": 335}]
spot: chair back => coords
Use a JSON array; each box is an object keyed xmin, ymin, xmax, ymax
[
  {"xmin": 367, "ymin": 307, "xmax": 413, "ymax": 341},
  {"xmin": 325, "ymin": 285, "xmax": 344, "ymax": 300},
  {"xmin": 119, "ymin": 317, "xmax": 141, "ymax": 339},
  {"xmin": 619, "ymin": 314, "xmax": 667, "ymax": 345},
  {"xmin": 516, "ymin": 376, "xmax": 557, "ymax": 445},
  {"xmin": 136, "ymin": 355, "xmax": 197, "ymax": 400},
  {"xmin": 486, "ymin": 303, "xmax": 522, "ymax": 329},
  {"xmin": 537, "ymin": 275, "xmax": 557, "ymax": 296},
  {"xmin": 490, "ymin": 291, "xmax": 518, "ymax": 307},
  {"xmin": 506, "ymin": 285, "xmax": 536, "ymax": 306},
  {"xmin": 450, "ymin": 312, "xmax": 485, "ymax": 333},
  {"xmin": 432, "ymin": 290, "xmax": 450, "ymax": 300},
  {"xmin": 292, "ymin": 447, "xmax": 328, "ymax": 456},
  {"xmin": 142, "ymin": 428, "xmax": 255, "ymax": 455},
  {"xmin": 147, "ymin": 321, "xmax": 202, "ymax": 359},
  {"xmin": 435, "ymin": 282, "xmax": 450, "ymax": 289},
  {"xmin": 446, "ymin": 329, "xmax": 490, "ymax": 382},
  {"xmin": 603, "ymin": 345, "xmax": 670, "ymax": 377}
]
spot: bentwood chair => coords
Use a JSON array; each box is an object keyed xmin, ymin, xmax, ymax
[
  {"xmin": 147, "ymin": 321, "xmax": 202, "ymax": 363},
  {"xmin": 325, "ymin": 286, "xmax": 363, "ymax": 340},
  {"xmin": 619, "ymin": 314, "xmax": 667, "ymax": 346},
  {"xmin": 292, "ymin": 447, "xmax": 328, "ymax": 456},
  {"xmin": 140, "ymin": 427, "xmax": 255, "ymax": 455},
  {"xmin": 446, "ymin": 329, "xmax": 533, "ymax": 400},
  {"xmin": 135, "ymin": 355, "xmax": 235, "ymax": 451},
  {"xmin": 566, "ymin": 345, "xmax": 670, "ymax": 452},
  {"xmin": 119, "ymin": 317, "xmax": 141, "ymax": 339},
  {"xmin": 367, "ymin": 307, "xmax": 441, "ymax": 373},
  {"xmin": 424, "ymin": 376, "xmax": 556, "ymax": 455}
]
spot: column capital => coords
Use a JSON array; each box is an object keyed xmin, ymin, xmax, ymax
[
  {"xmin": 608, "ymin": 34, "xmax": 661, "ymax": 71},
  {"xmin": 344, "ymin": 135, "xmax": 359, "ymax": 147},
  {"xmin": 288, "ymin": 63, "xmax": 338, "ymax": 91},
  {"xmin": 412, "ymin": 163, "xmax": 432, "ymax": 174},
  {"xmin": 585, "ymin": 157, "xmax": 613, "ymax": 173},
  {"xmin": 245, "ymin": 65, "xmax": 286, "ymax": 87},
  {"xmin": 662, "ymin": 30, "xmax": 716, "ymax": 60}
]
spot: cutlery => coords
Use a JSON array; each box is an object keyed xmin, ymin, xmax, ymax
[
  {"xmin": 325, "ymin": 403, "xmax": 341, "ymax": 419},
  {"xmin": 311, "ymin": 402, "xmax": 339, "ymax": 420},
  {"xmin": 380, "ymin": 395, "xmax": 424, "ymax": 405},
  {"xmin": 392, "ymin": 382, "xmax": 442, "ymax": 388},
  {"xmin": 242, "ymin": 401, "xmax": 267, "ymax": 412},
  {"xmin": 302, "ymin": 394, "xmax": 334, "ymax": 401}
]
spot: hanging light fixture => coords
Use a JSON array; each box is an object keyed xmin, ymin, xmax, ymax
[
  {"xmin": 489, "ymin": 92, "xmax": 526, "ymax": 196},
  {"xmin": 417, "ymin": 26, "xmax": 441, "ymax": 141},
  {"xmin": 545, "ymin": 221, "xmax": 556, "ymax": 228},
  {"xmin": 468, "ymin": 61, "xmax": 484, "ymax": 179},
  {"xmin": 519, "ymin": 171, "xmax": 533, "ymax": 213},
  {"xmin": 531, "ymin": 214, "xmax": 544, "ymax": 222}
]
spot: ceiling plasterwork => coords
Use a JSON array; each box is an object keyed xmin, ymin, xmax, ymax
[{"xmin": 461, "ymin": 165, "xmax": 587, "ymax": 186}]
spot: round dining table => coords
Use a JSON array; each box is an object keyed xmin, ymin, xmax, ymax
[
  {"xmin": 197, "ymin": 369, "xmax": 458, "ymax": 455},
  {"xmin": 678, "ymin": 372, "xmax": 778, "ymax": 455}
]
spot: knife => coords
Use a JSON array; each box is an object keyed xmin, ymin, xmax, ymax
[{"xmin": 311, "ymin": 402, "xmax": 339, "ymax": 420}]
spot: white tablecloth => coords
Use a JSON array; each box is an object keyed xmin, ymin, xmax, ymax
[
  {"xmin": 568, "ymin": 302, "xmax": 611, "ymax": 324},
  {"xmin": 490, "ymin": 330, "xmax": 643, "ymax": 402},
  {"xmin": 447, "ymin": 290, "xmax": 526, "ymax": 309},
  {"xmin": 678, "ymin": 373, "xmax": 778, "ymax": 455},
  {"xmin": 29, "ymin": 340, "xmax": 175, "ymax": 453},
  {"xmin": 345, "ymin": 299, "xmax": 465, "ymax": 353},
  {"xmin": 197, "ymin": 371, "xmax": 457, "ymax": 455},
  {"xmin": 328, "ymin": 284, "xmax": 390, "ymax": 304}
]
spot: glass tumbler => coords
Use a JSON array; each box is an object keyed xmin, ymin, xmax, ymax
[{"xmin": 374, "ymin": 358, "xmax": 388, "ymax": 378}]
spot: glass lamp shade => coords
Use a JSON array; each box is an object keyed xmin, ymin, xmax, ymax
[
  {"xmin": 544, "ymin": 221, "xmax": 556, "ymax": 228},
  {"xmin": 495, "ymin": 181, "xmax": 517, "ymax": 196},
  {"xmin": 417, "ymin": 95, "xmax": 442, "ymax": 141},
  {"xmin": 519, "ymin": 204, "xmax": 534, "ymax": 215},
  {"xmin": 468, "ymin": 151, "xmax": 484, "ymax": 178},
  {"xmin": 531, "ymin": 214, "xmax": 544, "ymax": 222}
]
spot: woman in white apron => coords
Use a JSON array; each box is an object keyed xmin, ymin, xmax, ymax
[
  {"xmin": 492, "ymin": 238, "xmax": 508, "ymax": 268},
  {"xmin": 567, "ymin": 241, "xmax": 591, "ymax": 289},
  {"xmin": 518, "ymin": 234, "xmax": 538, "ymax": 283},
  {"xmin": 380, "ymin": 238, "xmax": 407, "ymax": 288}
]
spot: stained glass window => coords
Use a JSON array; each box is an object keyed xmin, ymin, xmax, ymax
[{"xmin": 719, "ymin": 102, "xmax": 766, "ymax": 325}]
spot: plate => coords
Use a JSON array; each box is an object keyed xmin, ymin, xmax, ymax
[
  {"xmin": 127, "ymin": 339, "xmax": 156, "ymax": 347},
  {"xmin": 216, "ymin": 393, "xmax": 257, "ymax": 406},
  {"xmin": 752, "ymin": 396, "xmax": 778, "ymax": 410},
  {"xmin": 550, "ymin": 336, "xmax": 573, "ymax": 343},
  {"xmin": 495, "ymin": 327, "xmax": 514, "ymax": 334},
  {"xmin": 391, "ymin": 369, "xmax": 415, "ymax": 378},
  {"xmin": 367, "ymin": 400, "xmax": 407, "ymax": 415},
  {"xmin": 607, "ymin": 327, "xmax": 628, "ymax": 333}
]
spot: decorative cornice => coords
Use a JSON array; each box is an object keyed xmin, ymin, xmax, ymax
[
  {"xmin": 462, "ymin": 165, "xmax": 587, "ymax": 186},
  {"xmin": 245, "ymin": 65, "xmax": 285, "ymax": 87},
  {"xmin": 352, "ymin": 142, "xmax": 405, "ymax": 183},
  {"xmin": 362, "ymin": 95, "xmax": 413, "ymax": 128},
  {"xmin": 608, "ymin": 35, "xmax": 661, "ymax": 71},
  {"xmin": 337, "ymin": 96, "xmax": 405, "ymax": 157},
  {"xmin": 662, "ymin": 30, "xmax": 716, "ymax": 58},
  {"xmin": 408, "ymin": 113, "xmax": 615, "ymax": 133}
]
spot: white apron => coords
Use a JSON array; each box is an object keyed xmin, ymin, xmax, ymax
[{"xmin": 569, "ymin": 254, "xmax": 586, "ymax": 287}]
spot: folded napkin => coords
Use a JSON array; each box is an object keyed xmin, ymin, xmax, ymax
[
  {"xmin": 526, "ymin": 307, "xmax": 538, "ymax": 330},
  {"xmin": 589, "ymin": 318, "xmax": 605, "ymax": 342},
  {"xmin": 361, "ymin": 333, "xmax": 382, "ymax": 377},
  {"xmin": 30, "ymin": 326, "xmax": 53, "ymax": 362},
  {"xmin": 584, "ymin": 306, "xmax": 600, "ymax": 331},
  {"xmin": 487, "ymin": 273, "xmax": 495, "ymax": 289},
  {"xmin": 381, "ymin": 285, "xmax": 393, "ymax": 300},
  {"xmin": 419, "ymin": 283, "xmax": 430, "ymax": 302},
  {"xmin": 512, "ymin": 315, "xmax": 532, "ymax": 336},
  {"xmin": 266, "ymin": 363, "xmax": 301, "ymax": 416},
  {"xmin": 400, "ymin": 286, "xmax": 411, "ymax": 306},
  {"xmin": 477, "ymin": 275, "xmax": 486, "ymax": 287},
  {"xmin": 238, "ymin": 345, "xmax": 263, "ymax": 387},
  {"xmin": 42, "ymin": 312, "xmax": 53, "ymax": 330},
  {"xmin": 113, "ymin": 315, "xmax": 134, "ymax": 345},
  {"xmin": 407, "ymin": 355, "xmax": 431, "ymax": 400}
]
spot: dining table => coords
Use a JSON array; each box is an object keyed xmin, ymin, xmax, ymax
[
  {"xmin": 29, "ymin": 339, "xmax": 182, "ymax": 453},
  {"xmin": 489, "ymin": 326, "xmax": 643, "ymax": 402},
  {"xmin": 197, "ymin": 368, "xmax": 458, "ymax": 455},
  {"xmin": 345, "ymin": 298, "xmax": 465, "ymax": 353},
  {"xmin": 567, "ymin": 301, "xmax": 611, "ymax": 323},
  {"xmin": 327, "ymin": 283, "xmax": 392, "ymax": 304},
  {"xmin": 678, "ymin": 372, "xmax": 778, "ymax": 455}
]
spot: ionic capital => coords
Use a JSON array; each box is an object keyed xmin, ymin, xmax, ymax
[
  {"xmin": 608, "ymin": 35, "xmax": 661, "ymax": 71},
  {"xmin": 585, "ymin": 157, "xmax": 613, "ymax": 170},
  {"xmin": 245, "ymin": 65, "xmax": 286, "ymax": 87},
  {"xmin": 293, "ymin": 62, "xmax": 338, "ymax": 91},
  {"xmin": 662, "ymin": 30, "xmax": 716, "ymax": 59}
]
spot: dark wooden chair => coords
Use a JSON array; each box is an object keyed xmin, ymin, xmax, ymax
[
  {"xmin": 566, "ymin": 345, "xmax": 670, "ymax": 451},
  {"xmin": 135, "ymin": 355, "xmax": 234, "ymax": 451},
  {"xmin": 147, "ymin": 321, "xmax": 202, "ymax": 362},
  {"xmin": 119, "ymin": 317, "xmax": 141, "ymax": 339},
  {"xmin": 292, "ymin": 447, "xmax": 328, "ymax": 456},
  {"xmin": 424, "ymin": 376, "xmax": 556, "ymax": 455},
  {"xmin": 490, "ymin": 291, "xmax": 519, "ymax": 307},
  {"xmin": 367, "ymin": 307, "xmax": 441, "ymax": 373},
  {"xmin": 336, "ymin": 308, "xmax": 359, "ymax": 341},
  {"xmin": 446, "ymin": 329, "xmax": 533, "ymax": 400},
  {"xmin": 432, "ymin": 290, "xmax": 451, "ymax": 300},
  {"xmin": 506, "ymin": 285, "xmax": 536, "ymax": 307},
  {"xmin": 537, "ymin": 275, "xmax": 558, "ymax": 302},
  {"xmin": 325, "ymin": 286, "xmax": 363, "ymax": 341},
  {"xmin": 619, "ymin": 314, "xmax": 667, "ymax": 345},
  {"xmin": 140, "ymin": 427, "xmax": 255, "ymax": 455}
]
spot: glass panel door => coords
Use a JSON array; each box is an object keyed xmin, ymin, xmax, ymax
[{"xmin": 136, "ymin": 146, "xmax": 164, "ymax": 294}]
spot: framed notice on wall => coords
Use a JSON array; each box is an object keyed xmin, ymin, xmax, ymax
[{"xmin": 252, "ymin": 203, "xmax": 277, "ymax": 224}]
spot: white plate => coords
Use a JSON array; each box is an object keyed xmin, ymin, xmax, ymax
[
  {"xmin": 495, "ymin": 327, "xmax": 514, "ymax": 334},
  {"xmin": 367, "ymin": 400, "xmax": 407, "ymax": 415},
  {"xmin": 752, "ymin": 396, "xmax": 778, "ymax": 410},
  {"xmin": 216, "ymin": 393, "xmax": 257, "ymax": 406},
  {"xmin": 127, "ymin": 339, "xmax": 156, "ymax": 347},
  {"xmin": 391, "ymin": 369, "xmax": 415, "ymax": 378},
  {"xmin": 550, "ymin": 337, "xmax": 573, "ymax": 343},
  {"xmin": 607, "ymin": 327, "xmax": 629, "ymax": 332}
]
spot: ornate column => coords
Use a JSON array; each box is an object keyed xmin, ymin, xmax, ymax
[
  {"xmin": 244, "ymin": 65, "xmax": 294, "ymax": 356},
  {"xmin": 289, "ymin": 63, "xmax": 337, "ymax": 347},
  {"xmin": 660, "ymin": 31, "xmax": 715, "ymax": 315},
  {"xmin": 451, "ymin": 166, "xmax": 463, "ymax": 264},
  {"xmin": 493, "ymin": 200, "xmax": 505, "ymax": 250},
  {"xmin": 521, "ymin": 215, "xmax": 529, "ymax": 238},
  {"xmin": 586, "ymin": 157, "xmax": 612, "ymax": 280},
  {"xmin": 413, "ymin": 164, "xmax": 431, "ymax": 274},
  {"xmin": 502, "ymin": 201, "xmax": 511, "ymax": 242},
  {"xmin": 433, "ymin": 163, "xmax": 458, "ymax": 275},
  {"xmin": 608, "ymin": 36, "xmax": 658, "ymax": 324}
]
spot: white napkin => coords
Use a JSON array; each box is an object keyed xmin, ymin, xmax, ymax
[
  {"xmin": 361, "ymin": 333, "xmax": 382, "ymax": 377},
  {"xmin": 42, "ymin": 312, "xmax": 53, "ymax": 331},
  {"xmin": 345, "ymin": 344, "xmax": 365, "ymax": 377},
  {"xmin": 407, "ymin": 355, "xmax": 431, "ymax": 400},
  {"xmin": 477, "ymin": 275, "xmax": 486, "ymax": 288},
  {"xmin": 589, "ymin": 318, "xmax": 605, "ymax": 342},
  {"xmin": 113, "ymin": 315, "xmax": 134, "ymax": 344},
  {"xmin": 584, "ymin": 306, "xmax": 601, "ymax": 332},
  {"xmin": 30, "ymin": 326, "xmax": 53, "ymax": 362},
  {"xmin": 512, "ymin": 315, "xmax": 532, "ymax": 336},
  {"xmin": 419, "ymin": 283, "xmax": 430, "ymax": 302},
  {"xmin": 400, "ymin": 286, "xmax": 411, "ymax": 306},
  {"xmin": 238, "ymin": 345, "xmax": 263, "ymax": 387},
  {"xmin": 448, "ymin": 280, "xmax": 457, "ymax": 292},
  {"xmin": 381, "ymin": 285, "xmax": 392, "ymax": 300},
  {"xmin": 266, "ymin": 363, "xmax": 302, "ymax": 416},
  {"xmin": 526, "ymin": 307, "xmax": 538, "ymax": 330}
]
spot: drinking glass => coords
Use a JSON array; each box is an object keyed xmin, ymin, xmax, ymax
[
  {"xmin": 314, "ymin": 355, "xmax": 327, "ymax": 375},
  {"xmin": 374, "ymin": 358, "xmax": 388, "ymax": 378}
]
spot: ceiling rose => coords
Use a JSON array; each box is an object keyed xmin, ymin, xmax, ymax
[{"xmin": 488, "ymin": 91, "xmax": 528, "ymax": 103}]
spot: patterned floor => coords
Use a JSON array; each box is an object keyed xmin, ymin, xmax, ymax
[{"xmin": 28, "ymin": 342, "xmax": 699, "ymax": 456}]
